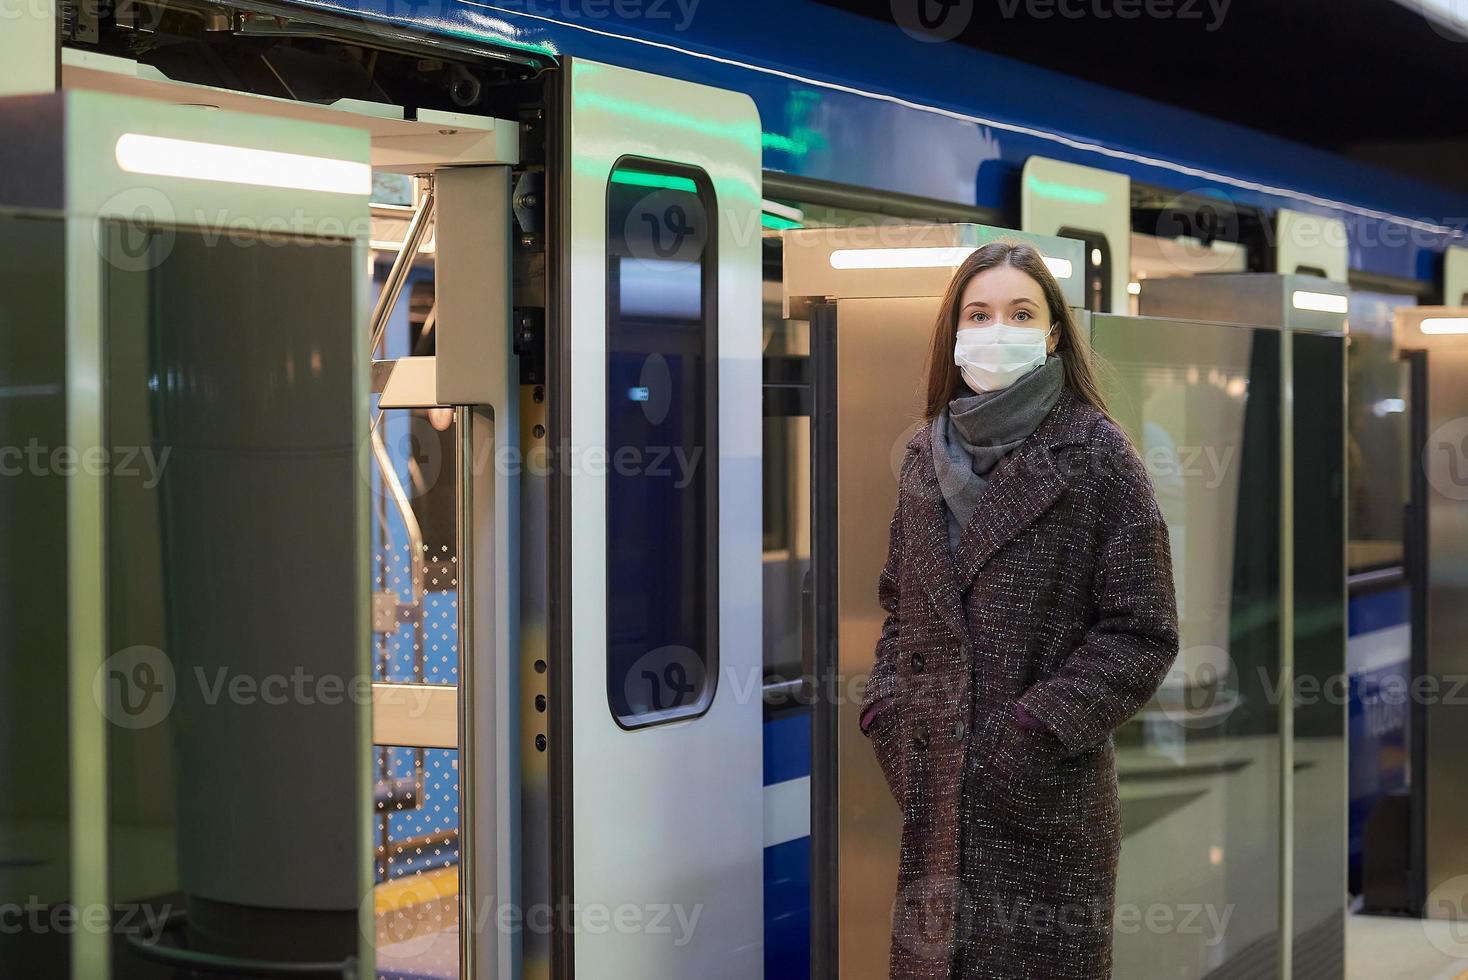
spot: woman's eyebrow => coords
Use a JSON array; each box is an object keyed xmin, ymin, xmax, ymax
[
  {"xmin": 961, "ymin": 300, "xmax": 990, "ymax": 309},
  {"xmin": 1010, "ymin": 297, "xmax": 1040, "ymax": 305}
]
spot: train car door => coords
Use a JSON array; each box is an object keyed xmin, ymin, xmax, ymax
[
  {"xmin": 1020, "ymin": 157, "xmax": 1131, "ymax": 315},
  {"xmin": 1447, "ymin": 246, "xmax": 1468, "ymax": 305},
  {"xmin": 1140, "ymin": 272, "xmax": 1349, "ymax": 978},
  {"xmin": 547, "ymin": 58, "xmax": 765, "ymax": 978},
  {"xmin": 1389, "ymin": 306, "xmax": 1468, "ymax": 920},
  {"xmin": 779, "ymin": 223, "xmax": 1087, "ymax": 980},
  {"xmin": 0, "ymin": 87, "xmax": 374, "ymax": 980},
  {"xmin": 1274, "ymin": 209, "xmax": 1348, "ymax": 282}
]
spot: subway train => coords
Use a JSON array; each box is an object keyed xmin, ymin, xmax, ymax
[{"xmin": 3, "ymin": 2, "xmax": 1468, "ymax": 979}]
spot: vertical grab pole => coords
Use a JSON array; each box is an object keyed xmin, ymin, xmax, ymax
[
  {"xmin": 65, "ymin": 214, "xmax": 109, "ymax": 980},
  {"xmin": 457, "ymin": 403, "xmax": 521, "ymax": 980},
  {"xmin": 456, "ymin": 407, "xmax": 481, "ymax": 977},
  {"xmin": 1404, "ymin": 348, "xmax": 1429, "ymax": 913},
  {"xmin": 1278, "ymin": 321, "xmax": 1294, "ymax": 980}
]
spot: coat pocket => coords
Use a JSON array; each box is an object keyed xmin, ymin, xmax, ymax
[
  {"xmin": 985, "ymin": 714, "xmax": 1071, "ymax": 831},
  {"xmin": 867, "ymin": 706, "xmax": 905, "ymax": 805}
]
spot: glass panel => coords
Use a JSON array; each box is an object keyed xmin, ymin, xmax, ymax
[
  {"xmin": 1342, "ymin": 298, "xmax": 1413, "ymax": 907},
  {"xmin": 605, "ymin": 160, "xmax": 717, "ymax": 728},
  {"xmin": 760, "ymin": 234, "xmax": 814, "ymax": 979},
  {"xmin": 0, "ymin": 213, "xmax": 69, "ymax": 977},
  {"xmin": 762, "ymin": 314, "xmax": 812, "ymax": 704},
  {"xmin": 1094, "ymin": 317, "xmax": 1282, "ymax": 977},
  {"xmin": 102, "ymin": 223, "xmax": 363, "ymax": 974},
  {"xmin": 1291, "ymin": 332, "xmax": 1347, "ymax": 974},
  {"xmin": 366, "ymin": 223, "xmax": 461, "ymax": 976},
  {"xmin": 1345, "ymin": 290, "xmax": 1415, "ymax": 572},
  {"xmin": 1127, "ymin": 231, "xmax": 1250, "ymax": 316},
  {"xmin": 371, "ymin": 404, "xmax": 462, "ymax": 980}
]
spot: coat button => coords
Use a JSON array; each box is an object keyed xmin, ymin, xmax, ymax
[
  {"xmin": 951, "ymin": 720, "xmax": 966, "ymax": 742},
  {"xmin": 910, "ymin": 650, "xmax": 924, "ymax": 673},
  {"xmin": 910, "ymin": 728, "xmax": 929, "ymax": 751}
]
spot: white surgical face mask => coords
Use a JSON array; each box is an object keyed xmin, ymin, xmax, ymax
[{"xmin": 953, "ymin": 322, "xmax": 1052, "ymax": 392}]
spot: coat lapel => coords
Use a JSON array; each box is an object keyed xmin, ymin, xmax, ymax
[
  {"xmin": 950, "ymin": 390, "xmax": 1096, "ymax": 596},
  {"xmin": 907, "ymin": 433, "xmax": 970, "ymax": 645}
]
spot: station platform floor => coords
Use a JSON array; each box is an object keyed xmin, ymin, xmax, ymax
[
  {"xmin": 371, "ymin": 884, "xmax": 1468, "ymax": 979},
  {"xmin": 1348, "ymin": 908, "xmax": 1468, "ymax": 980}
]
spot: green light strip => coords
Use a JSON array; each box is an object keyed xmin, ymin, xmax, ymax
[
  {"xmin": 762, "ymin": 132, "xmax": 807, "ymax": 155},
  {"xmin": 571, "ymin": 68, "xmax": 761, "ymax": 146},
  {"xmin": 1025, "ymin": 174, "xmax": 1108, "ymax": 206},
  {"xmin": 610, "ymin": 169, "xmax": 699, "ymax": 193},
  {"xmin": 761, "ymin": 213, "xmax": 802, "ymax": 230}
]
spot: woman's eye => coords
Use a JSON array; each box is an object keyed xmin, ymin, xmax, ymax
[
  {"xmin": 967, "ymin": 311, "xmax": 987, "ymax": 323},
  {"xmin": 1014, "ymin": 310, "xmax": 1031, "ymax": 321}
]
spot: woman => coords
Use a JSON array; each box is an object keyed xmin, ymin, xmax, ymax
[{"xmin": 858, "ymin": 240, "xmax": 1180, "ymax": 980}]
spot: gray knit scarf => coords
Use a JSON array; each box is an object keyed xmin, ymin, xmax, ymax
[{"xmin": 931, "ymin": 355, "xmax": 1066, "ymax": 553}]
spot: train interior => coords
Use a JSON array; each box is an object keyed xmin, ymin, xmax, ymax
[{"xmin": 5, "ymin": 5, "xmax": 1468, "ymax": 979}]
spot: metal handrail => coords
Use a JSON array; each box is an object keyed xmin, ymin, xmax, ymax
[
  {"xmin": 370, "ymin": 425, "xmax": 429, "ymax": 625},
  {"xmin": 367, "ymin": 177, "xmax": 439, "ymax": 880},
  {"xmin": 369, "ymin": 176, "xmax": 436, "ymax": 358}
]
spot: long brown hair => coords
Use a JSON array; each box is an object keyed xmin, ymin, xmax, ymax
[{"xmin": 923, "ymin": 239, "xmax": 1112, "ymax": 422}]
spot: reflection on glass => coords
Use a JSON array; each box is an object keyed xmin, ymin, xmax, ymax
[
  {"xmin": 762, "ymin": 313, "xmax": 812, "ymax": 704},
  {"xmin": 367, "ymin": 244, "xmax": 463, "ymax": 976},
  {"xmin": 1346, "ymin": 290, "xmax": 1415, "ymax": 572},
  {"xmin": 1291, "ymin": 332, "xmax": 1348, "ymax": 974},
  {"xmin": 103, "ymin": 224, "xmax": 362, "ymax": 973},
  {"xmin": 1095, "ymin": 317, "xmax": 1282, "ymax": 978},
  {"xmin": 371, "ymin": 406, "xmax": 463, "ymax": 976},
  {"xmin": 0, "ymin": 214, "xmax": 69, "ymax": 976}
]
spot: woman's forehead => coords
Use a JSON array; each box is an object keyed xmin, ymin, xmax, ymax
[{"xmin": 959, "ymin": 265, "xmax": 1046, "ymax": 305}]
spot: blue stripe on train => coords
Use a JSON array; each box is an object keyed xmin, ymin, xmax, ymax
[
  {"xmin": 764, "ymin": 710, "xmax": 812, "ymax": 979},
  {"xmin": 1348, "ymin": 585, "xmax": 1409, "ymax": 638},
  {"xmin": 1346, "ymin": 584, "xmax": 1411, "ymax": 892}
]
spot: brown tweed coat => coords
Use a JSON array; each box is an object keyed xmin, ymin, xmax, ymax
[{"xmin": 860, "ymin": 388, "xmax": 1179, "ymax": 980}]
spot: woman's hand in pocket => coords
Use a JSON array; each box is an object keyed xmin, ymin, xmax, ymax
[
  {"xmin": 988, "ymin": 709, "xmax": 1068, "ymax": 824},
  {"xmin": 867, "ymin": 706, "xmax": 906, "ymax": 805}
]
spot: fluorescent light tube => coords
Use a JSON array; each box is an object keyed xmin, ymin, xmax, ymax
[
  {"xmin": 1290, "ymin": 290, "xmax": 1348, "ymax": 314},
  {"xmin": 115, "ymin": 133, "xmax": 371, "ymax": 196},
  {"xmin": 829, "ymin": 246, "xmax": 1075, "ymax": 280},
  {"xmin": 1042, "ymin": 256, "xmax": 1074, "ymax": 279},
  {"xmin": 829, "ymin": 246, "xmax": 975, "ymax": 270},
  {"xmin": 1421, "ymin": 317, "xmax": 1468, "ymax": 335}
]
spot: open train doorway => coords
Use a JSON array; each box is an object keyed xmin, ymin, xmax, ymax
[
  {"xmin": 1354, "ymin": 306, "xmax": 1468, "ymax": 923},
  {"xmin": 767, "ymin": 221, "xmax": 1350, "ymax": 980},
  {"xmin": 20, "ymin": 26, "xmax": 533, "ymax": 979}
]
